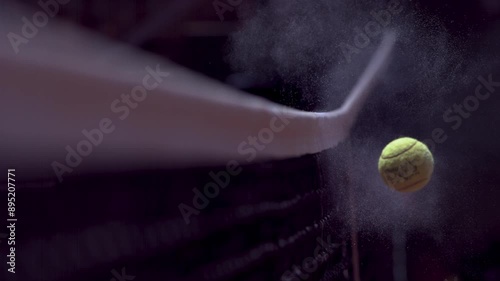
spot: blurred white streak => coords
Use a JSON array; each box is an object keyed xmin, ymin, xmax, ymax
[{"xmin": 0, "ymin": 3, "xmax": 395, "ymax": 180}]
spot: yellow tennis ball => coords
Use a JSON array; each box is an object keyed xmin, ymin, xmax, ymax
[{"xmin": 378, "ymin": 137, "xmax": 434, "ymax": 192}]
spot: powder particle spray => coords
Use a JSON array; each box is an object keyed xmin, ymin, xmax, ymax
[{"xmin": 226, "ymin": 0, "xmax": 495, "ymax": 242}]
